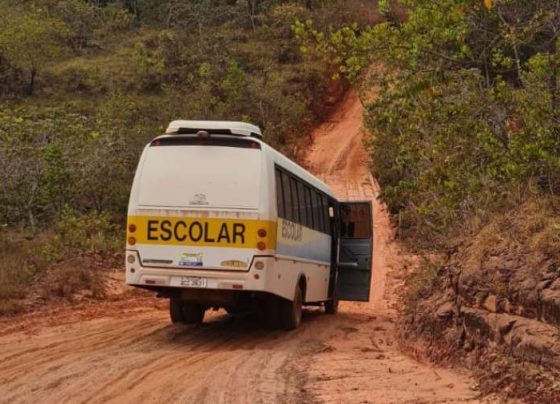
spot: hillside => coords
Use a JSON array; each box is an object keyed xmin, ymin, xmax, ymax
[{"xmin": 0, "ymin": 0, "xmax": 381, "ymax": 313}]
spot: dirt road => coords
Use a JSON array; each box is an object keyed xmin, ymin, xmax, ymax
[{"xmin": 0, "ymin": 93, "xmax": 482, "ymax": 403}]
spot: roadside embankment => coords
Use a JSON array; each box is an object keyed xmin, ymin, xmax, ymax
[{"xmin": 401, "ymin": 199, "xmax": 560, "ymax": 401}]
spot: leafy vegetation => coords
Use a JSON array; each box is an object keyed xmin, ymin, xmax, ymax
[
  {"xmin": 300, "ymin": 0, "xmax": 560, "ymax": 246},
  {"xmin": 0, "ymin": 0, "xmax": 380, "ymax": 312}
]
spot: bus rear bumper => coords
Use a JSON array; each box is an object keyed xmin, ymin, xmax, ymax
[{"xmin": 125, "ymin": 253, "xmax": 271, "ymax": 294}]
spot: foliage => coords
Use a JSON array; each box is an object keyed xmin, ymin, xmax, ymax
[
  {"xmin": 298, "ymin": 0, "xmax": 560, "ymax": 244},
  {"xmin": 0, "ymin": 5, "xmax": 70, "ymax": 95},
  {"xmin": 294, "ymin": 19, "xmax": 375, "ymax": 80},
  {"xmin": 0, "ymin": 0, "xmax": 379, "ymax": 307},
  {"xmin": 0, "ymin": 93, "xmax": 149, "ymax": 230},
  {"xmin": 42, "ymin": 207, "xmax": 121, "ymax": 262}
]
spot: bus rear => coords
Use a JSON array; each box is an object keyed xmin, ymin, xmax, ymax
[{"xmin": 125, "ymin": 132, "xmax": 276, "ymax": 323}]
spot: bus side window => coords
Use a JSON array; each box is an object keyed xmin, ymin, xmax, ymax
[
  {"xmin": 297, "ymin": 181, "xmax": 308, "ymax": 228},
  {"xmin": 281, "ymin": 171, "xmax": 293, "ymax": 222},
  {"xmin": 305, "ymin": 186, "xmax": 315, "ymax": 230},
  {"xmin": 275, "ymin": 169, "xmax": 285, "ymax": 218},
  {"xmin": 312, "ymin": 191, "xmax": 322, "ymax": 233},
  {"xmin": 290, "ymin": 177, "xmax": 300, "ymax": 224},
  {"xmin": 322, "ymin": 196, "xmax": 331, "ymax": 234}
]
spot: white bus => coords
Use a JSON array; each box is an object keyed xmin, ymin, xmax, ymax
[{"xmin": 125, "ymin": 121, "xmax": 373, "ymax": 330}]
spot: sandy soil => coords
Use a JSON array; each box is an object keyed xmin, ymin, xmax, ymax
[{"xmin": 0, "ymin": 92, "xmax": 483, "ymax": 404}]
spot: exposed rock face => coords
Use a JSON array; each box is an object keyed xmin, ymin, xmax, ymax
[
  {"xmin": 400, "ymin": 202, "xmax": 560, "ymax": 399},
  {"xmin": 441, "ymin": 251, "xmax": 560, "ymax": 371},
  {"xmin": 461, "ymin": 308, "xmax": 560, "ymax": 369},
  {"xmin": 541, "ymin": 284, "xmax": 560, "ymax": 325}
]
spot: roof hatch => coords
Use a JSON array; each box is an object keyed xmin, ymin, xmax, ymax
[{"xmin": 166, "ymin": 120, "xmax": 263, "ymax": 140}]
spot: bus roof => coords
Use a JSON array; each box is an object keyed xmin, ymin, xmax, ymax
[{"xmin": 166, "ymin": 120, "xmax": 262, "ymax": 139}]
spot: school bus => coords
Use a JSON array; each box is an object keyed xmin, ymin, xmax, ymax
[{"xmin": 125, "ymin": 121, "xmax": 373, "ymax": 330}]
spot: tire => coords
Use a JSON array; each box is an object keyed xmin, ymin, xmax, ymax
[
  {"xmin": 325, "ymin": 298, "xmax": 339, "ymax": 315},
  {"xmin": 182, "ymin": 302, "xmax": 205, "ymax": 325},
  {"xmin": 169, "ymin": 298, "xmax": 185, "ymax": 324},
  {"xmin": 280, "ymin": 285, "xmax": 303, "ymax": 331}
]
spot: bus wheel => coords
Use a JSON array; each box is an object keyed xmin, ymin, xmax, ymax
[
  {"xmin": 281, "ymin": 285, "xmax": 303, "ymax": 331},
  {"xmin": 325, "ymin": 299, "xmax": 339, "ymax": 315},
  {"xmin": 169, "ymin": 298, "xmax": 185, "ymax": 323},
  {"xmin": 182, "ymin": 303, "xmax": 205, "ymax": 324}
]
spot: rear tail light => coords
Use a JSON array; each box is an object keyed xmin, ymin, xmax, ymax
[
  {"xmin": 128, "ymin": 224, "xmax": 136, "ymax": 233},
  {"xmin": 128, "ymin": 236, "xmax": 136, "ymax": 246},
  {"xmin": 257, "ymin": 242, "xmax": 266, "ymax": 251},
  {"xmin": 257, "ymin": 228, "xmax": 267, "ymax": 238}
]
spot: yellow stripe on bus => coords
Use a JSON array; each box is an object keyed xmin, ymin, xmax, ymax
[{"xmin": 127, "ymin": 216, "xmax": 277, "ymax": 248}]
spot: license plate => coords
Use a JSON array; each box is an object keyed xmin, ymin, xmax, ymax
[{"xmin": 179, "ymin": 276, "xmax": 207, "ymax": 288}]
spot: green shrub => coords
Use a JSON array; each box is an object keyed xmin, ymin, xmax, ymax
[
  {"xmin": 299, "ymin": 0, "xmax": 560, "ymax": 245},
  {"xmin": 42, "ymin": 207, "xmax": 121, "ymax": 261}
]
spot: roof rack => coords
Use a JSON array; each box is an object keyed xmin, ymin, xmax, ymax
[{"xmin": 166, "ymin": 120, "xmax": 263, "ymax": 140}]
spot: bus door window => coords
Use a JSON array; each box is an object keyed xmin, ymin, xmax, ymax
[{"xmin": 340, "ymin": 204, "xmax": 371, "ymax": 239}]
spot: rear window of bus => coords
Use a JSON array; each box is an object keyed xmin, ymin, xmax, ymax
[{"xmin": 136, "ymin": 138, "xmax": 262, "ymax": 209}]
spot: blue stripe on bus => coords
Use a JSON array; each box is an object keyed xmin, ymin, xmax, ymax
[{"xmin": 276, "ymin": 237, "xmax": 331, "ymax": 262}]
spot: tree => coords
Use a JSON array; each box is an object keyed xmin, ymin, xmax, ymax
[{"xmin": 0, "ymin": 6, "xmax": 68, "ymax": 95}]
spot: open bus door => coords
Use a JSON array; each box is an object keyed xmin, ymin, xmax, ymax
[{"xmin": 335, "ymin": 201, "xmax": 373, "ymax": 301}]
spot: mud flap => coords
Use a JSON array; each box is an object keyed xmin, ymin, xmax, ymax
[{"xmin": 336, "ymin": 201, "xmax": 373, "ymax": 302}]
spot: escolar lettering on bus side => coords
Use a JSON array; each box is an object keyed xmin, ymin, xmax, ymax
[{"xmin": 281, "ymin": 219, "xmax": 302, "ymax": 241}]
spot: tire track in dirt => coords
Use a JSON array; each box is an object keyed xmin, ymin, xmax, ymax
[{"xmin": 0, "ymin": 91, "xmax": 484, "ymax": 404}]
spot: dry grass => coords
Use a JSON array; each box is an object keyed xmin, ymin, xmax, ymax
[
  {"xmin": 468, "ymin": 196, "xmax": 560, "ymax": 270},
  {"xmin": 402, "ymin": 255, "xmax": 443, "ymax": 313},
  {"xmin": 475, "ymin": 347, "xmax": 560, "ymax": 401},
  {"xmin": 0, "ymin": 231, "xmax": 48, "ymax": 315},
  {"xmin": 0, "ymin": 226, "xmax": 118, "ymax": 316},
  {"xmin": 41, "ymin": 266, "xmax": 105, "ymax": 300}
]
